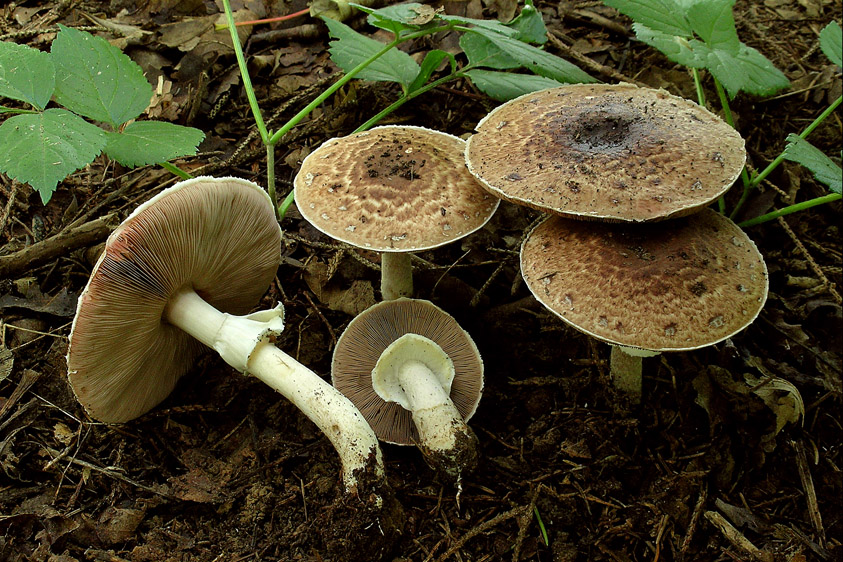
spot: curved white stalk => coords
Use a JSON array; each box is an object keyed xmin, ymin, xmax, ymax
[
  {"xmin": 381, "ymin": 252, "xmax": 413, "ymax": 300},
  {"xmin": 165, "ymin": 289, "xmax": 383, "ymax": 491}
]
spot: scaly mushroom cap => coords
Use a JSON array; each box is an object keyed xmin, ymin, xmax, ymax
[
  {"xmin": 466, "ymin": 83, "xmax": 746, "ymax": 222},
  {"xmin": 520, "ymin": 208, "xmax": 768, "ymax": 351},
  {"xmin": 294, "ymin": 125, "xmax": 499, "ymax": 251},
  {"xmin": 67, "ymin": 176, "xmax": 282, "ymax": 423},
  {"xmin": 332, "ymin": 298, "xmax": 484, "ymax": 445}
]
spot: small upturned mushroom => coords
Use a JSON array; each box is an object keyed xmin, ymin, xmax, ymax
[
  {"xmin": 465, "ymin": 83, "xmax": 746, "ymax": 222},
  {"xmin": 294, "ymin": 125, "xmax": 499, "ymax": 300},
  {"xmin": 67, "ymin": 176, "xmax": 385, "ymax": 493},
  {"xmin": 332, "ymin": 298, "xmax": 484, "ymax": 481},
  {"xmin": 519, "ymin": 208, "xmax": 768, "ymax": 401}
]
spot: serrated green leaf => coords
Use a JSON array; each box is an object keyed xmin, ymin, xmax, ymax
[
  {"xmin": 603, "ymin": 0, "xmax": 693, "ymax": 37},
  {"xmin": 696, "ymin": 41, "xmax": 789, "ymax": 97},
  {"xmin": 438, "ymin": 14, "xmax": 519, "ymax": 37},
  {"xmin": 819, "ymin": 21, "xmax": 842, "ymax": 67},
  {"xmin": 505, "ymin": 0, "xmax": 547, "ymax": 44},
  {"xmin": 686, "ymin": 0, "xmax": 739, "ymax": 52},
  {"xmin": 0, "ymin": 42, "xmax": 55, "ymax": 110},
  {"xmin": 409, "ymin": 50, "xmax": 455, "ymax": 93},
  {"xmin": 460, "ymin": 33, "xmax": 520, "ymax": 69},
  {"xmin": 465, "ymin": 69, "xmax": 563, "ymax": 101},
  {"xmin": 634, "ymin": 24, "xmax": 702, "ymax": 67},
  {"xmin": 51, "ymin": 25, "xmax": 152, "ymax": 127},
  {"xmin": 783, "ymin": 134, "xmax": 842, "ymax": 194},
  {"xmin": 322, "ymin": 17, "xmax": 420, "ymax": 91},
  {"xmin": 104, "ymin": 121, "xmax": 205, "ymax": 168},
  {"xmin": 465, "ymin": 29, "xmax": 596, "ymax": 84},
  {"xmin": 353, "ymin": 3, "xmax": 430, "ymax": 35},
  {"xmin": 0, "ymin": 108, "xmax": 106, "ymax": 203}
]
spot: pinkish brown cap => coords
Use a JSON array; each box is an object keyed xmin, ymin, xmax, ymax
[
  {"xmin": 67, "ymin": 176, "xmax": 282, "ymax": 423},
  {"xmin": 294, "ymin": 125, "xmax": 499, "ymax": 251},
  {"xmin": 520, "ymin": 208, "xmax": 768, "ymax": 351},
  {"xmin": 331, "ymin": 298, "xmax": 484, "ymax": 445},
  {"xmin": 466, "ymin": 83, "xmax": 746, "ymax": 222}
]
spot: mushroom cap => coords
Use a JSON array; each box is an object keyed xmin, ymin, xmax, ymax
[
  {"xmin": 294, "ymin": 125, "xmax": 499, "ymax": 252},
  {"xmin": 67, "ymin": 176, "xmax": 282, "ymax": 423},
  {"xmin": 465, "ymin": 83, "xmax": 746, "ymax": 222},
  {"xmin": 519, "ymin": 208, "xmax": 768, "ymax": 352},
  {"xmin": 332, "ymin": 298, "xmax": 484, "ymax": 445}
]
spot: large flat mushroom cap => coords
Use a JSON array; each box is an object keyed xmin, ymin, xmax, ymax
[
  {"xmin": 332, "ymin": 298, "xmax": 484, "ymax": 445},
  {"xmin": 67, "ymin": 176, "xmax": 282, "ymax": 423},
  {"xmin": 520, "ymin": 208, "xmax": 768, "ymax": 351},
  {"xmin": 294, "ymin": 125, "xmax": 499, "ymax": 252},
  {"xmin": 466, "ymin": 83, "xmax": 746, "ymax": 222}
]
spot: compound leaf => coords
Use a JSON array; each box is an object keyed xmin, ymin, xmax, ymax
[
  {"xmin": 819, "ymin": 21, "xmax": 842, "ymax": 67},
  {"xmin": 323, "ymin": 17, "xmax": 420, "ymax": 91},
  {"xmin": 0, "ymin": 108, "xmax": 106, "ymax": 203},
  {"xmin": 51, "ymin": 25, "xmax": 152, "ymax": 127},
  {"xmin": 686, "ymin": 0, "xmax": 739, "ymax": 52},
  {"xmin": 104, "ymin": 121, "xmax": 205, "ymax": 168},
  {"xmin": 465, "ymin": 69, "xmax": 563, "ymax": 101},
  {"xmin": 0, "ymin": 42, "xmax": 55, "ymax": 110},
  {"xmin": 782, "ymin": 134, "xmax": 842, "ymax": 194},
  {"xmin": 603, "ymin": 0, "xmax": 693, "ymax": 37}
]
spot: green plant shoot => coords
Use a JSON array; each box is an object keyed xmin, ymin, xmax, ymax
[{"xmin": 0, "ymin": 25, "xmax": 204, "ymax": 203}]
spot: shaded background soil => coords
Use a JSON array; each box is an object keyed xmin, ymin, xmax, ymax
[{"xmin": 0, "ymin": 0, "xmax": 840, "ymax": 560}]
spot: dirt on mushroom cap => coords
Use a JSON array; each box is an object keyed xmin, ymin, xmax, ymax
[
  {"xmin": 519, "ymin": 209, "xmax": 768, "ymax": 351},
  {"xmin": 294, "ymin": 125, "xmax": 499, "ymax": 252},
  {"xmin": 466, "ymin": 83, "xmax": 746, "ymax": 222}
]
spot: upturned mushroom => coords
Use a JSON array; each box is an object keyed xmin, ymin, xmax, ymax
[
  {"xmin": 465, "ymin": 83, "xmax": 746, "ymax": 222},
  {"xmin": 331, "ymin": 298, "xmax": 484, "ymax": 481},
  {"xmin": 519, "ymin": 208, "xmax": 768, "ymax": 401},
  {"xmin": 294, "ymin": 125, "xmax": 499, "ymax": 300},
  {"xmin": 67, "ymin": 176, "xmax": 385, "ymax": 493}
]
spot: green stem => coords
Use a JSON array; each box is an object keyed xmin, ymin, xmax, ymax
[
  {"xmin": 160, "ymin": 161, "xmax": 192, "ymax": 180},
  {"xmin": 222, "ymin": 0, "xmax": 270, "ymax": 146},
  {"xmin": 730, "ymin": 94, "xmax": 842, "ymax": 219},
  {"xmin": 0, "ymin": 106, "xmax": 39, "ymax": 115},
  {"xmin": 266, "ymin": 144, "xmax": 277, "ymax": 218},
  {"xmin": 692, "ymin": 68, "xmax": 706, "ymax": 107},
  {"xmin": 738, "ymin": 193, "xmax": 841, "ymax": 228},
  {"xmin": 267, "ymin": 25, "xmax": 451, "ymax": 146},
  {"xmin": 278, "ymin": 188, "xmax": 296, "ymax": 218}
]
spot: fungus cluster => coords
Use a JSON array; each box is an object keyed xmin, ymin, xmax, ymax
[{"xmin": 465, "ymin": 83, "xmax": 768, "ymax": 401}]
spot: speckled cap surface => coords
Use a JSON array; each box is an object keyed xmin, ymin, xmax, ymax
[
  {"xmin": 520, "ymin": 208, "xmax": 768, "ymax": 351},
  {"xmin": 294, "ymin": 125, "xmax": 499, "ymax": 251},
  {"xmin": 466, "ymin": 83, "xmax": 746, "ymax": 222}
]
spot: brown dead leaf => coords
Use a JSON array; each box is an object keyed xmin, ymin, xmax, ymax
[{"xmin": 96, "ymin": 505, "xmax": 146, "ymax": 545}]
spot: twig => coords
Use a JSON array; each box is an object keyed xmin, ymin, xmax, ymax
[
  {"xmin": 776, "ymin": 216, "xmax": 841, "ymax": 304},
  {"xmin": 792, "ymin": 439, "xmax": 826, "ymax": 545},
  {"xmin": 512, "ymin": 488, "xmax": 541, "ymax": 561},
  {"xmin": 428, "ymin": 506, "xmax": 529, "ymax": 562},
  {"xmin": 0, "ymin": 213, "xmax": 120, "ymax": 279},
  {"xmin": 303, "ymin": 290, "xmax": 337, "ymax": 348},
  {"xmin": 678, "ymin": 482, "xmax": 708, "ymax": 561},
  {"xmin": 547, "ymin": 31, "xmax": 646, "ymax": 86},
  {"xmin": 704, "ymin": 510, "xmax": 773, "ymax": 562}
]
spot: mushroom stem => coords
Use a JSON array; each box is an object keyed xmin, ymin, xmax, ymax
[
  {"xmin": 381, "ymin": 252, "xmax": 413, "ymax": 300},
  {"xmin": 609, "ymin": 345, "xmax": 661, "ymax": 403},
  {"xmin": 164, "ymin": 289, "xmax": 384, "ymax": 491}
]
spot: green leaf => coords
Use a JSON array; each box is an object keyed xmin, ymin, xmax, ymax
[
  {"xmin": 322, "ymin": 17, "xmax": 420, "ymax": 91},
  {"xmin": 438, "ymin": 14, "xmax": 519, "ymax": 37},
  {"xmin": 686, "ymin": 0, "xmax": 739, "ymax": 52},
  {"xmin": 696, "ymin": 41, "xmax": 790, "ymax": 97},
  {"xmin": 819, "ymin": 21, "xmax": 842, "ymax": 67},
  {"xmin": 104, "ymin": 121, "xmax": 205, "ymax": 168},
  {"xmin": 408, "ymin": 50, "xmax": 455, "ymax": 93},
  {"xmin": 782, "ymin": 134, "xmax": 842, "ymax": 194},
  {"xmin": 633, "ymin": 24, "xmax": 702, "ymax": 67},
  {"xmin": 353, "ymin": 3, "xmax": 432, "ymax": 35},
  {"xmin": 603, "ymin": 0, "xmax": 693, "ymax": 37},
  {"xmin": 0, "ymin": 42, "xmax": 55, "ymax": 110},
  {"xmin": 0, "ymin": 108, "xmax": 106, "ymax": 203},
  {"xmin": 465, "ymin": 28, "xmax": 596, "ymax": 84},
  {"xmin": 505, "ymin": 0, "xmax": 547, "ymax": 44},
  {"xmin": 50, "ymin": 24, "xmax": 152, "ymax": 127},
  {"xmin": 460, "ymin": 33, "xmax": 520, "ymax": 69},
  {"xmin": 465, "ymin": 69, "xmax": 563, "ymax": 101}
]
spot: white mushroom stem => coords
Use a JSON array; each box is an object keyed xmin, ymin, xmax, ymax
[
  {"xmin": 609, "ymin": 345, "xmax": 661, "ymax": 404},
  {"xmin": 373, "ymin": 334, "xmax": 471, "ymax": 454},
  {"xmin": 164, "ymin": 289, "xmax": 383, "ymax": 491},
  {"xmin": 381, "ymin": 252, "xmax": 413, "ymax": 300}
]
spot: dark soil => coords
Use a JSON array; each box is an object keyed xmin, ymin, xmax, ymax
[{"xmin": 1, "ymin": 1, "xmax": 840, "ymax": 561}]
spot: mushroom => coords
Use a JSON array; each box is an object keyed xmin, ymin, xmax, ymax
[
  {"xmin": 331, "ymin": 298, "xmax": 484, "ymax": 480},
  {"xmin": 519, "ymin": 208, "xmax": 768, "ymax": 401},
  {"xmin": 294, "ymin": 125, "xmax": 499, "ymax": 300},
  {"xmin": 465, "ymin": 83, "xmax": 746, "ymax": 222},
  {"xmin": 66, "ymin": 176, "xmax": 385, "ymax": 493}
]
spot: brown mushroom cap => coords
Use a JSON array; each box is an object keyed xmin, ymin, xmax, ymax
[
  {"xmin": 332, "ymin": 298, "xmax": 484, "ymax": 445},
  {"xmin": 67, "ymin": 177, "xmax": 282, "ymax": 423},
  {"xmin": 294, "ymin": 125, "xmax": 499, "ymax": 251},
  {"xmin": 466, "ymin": 83, "xmax": 746, "ymax": 222},
  {"xmin": 520, "ymin": 208, "xmax": 768, "ymax": 352}
]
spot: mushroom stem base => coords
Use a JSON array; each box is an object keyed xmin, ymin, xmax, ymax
[{"xmin": 165, "ymin": 289, "xmax": 384, "ymax": 492}]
